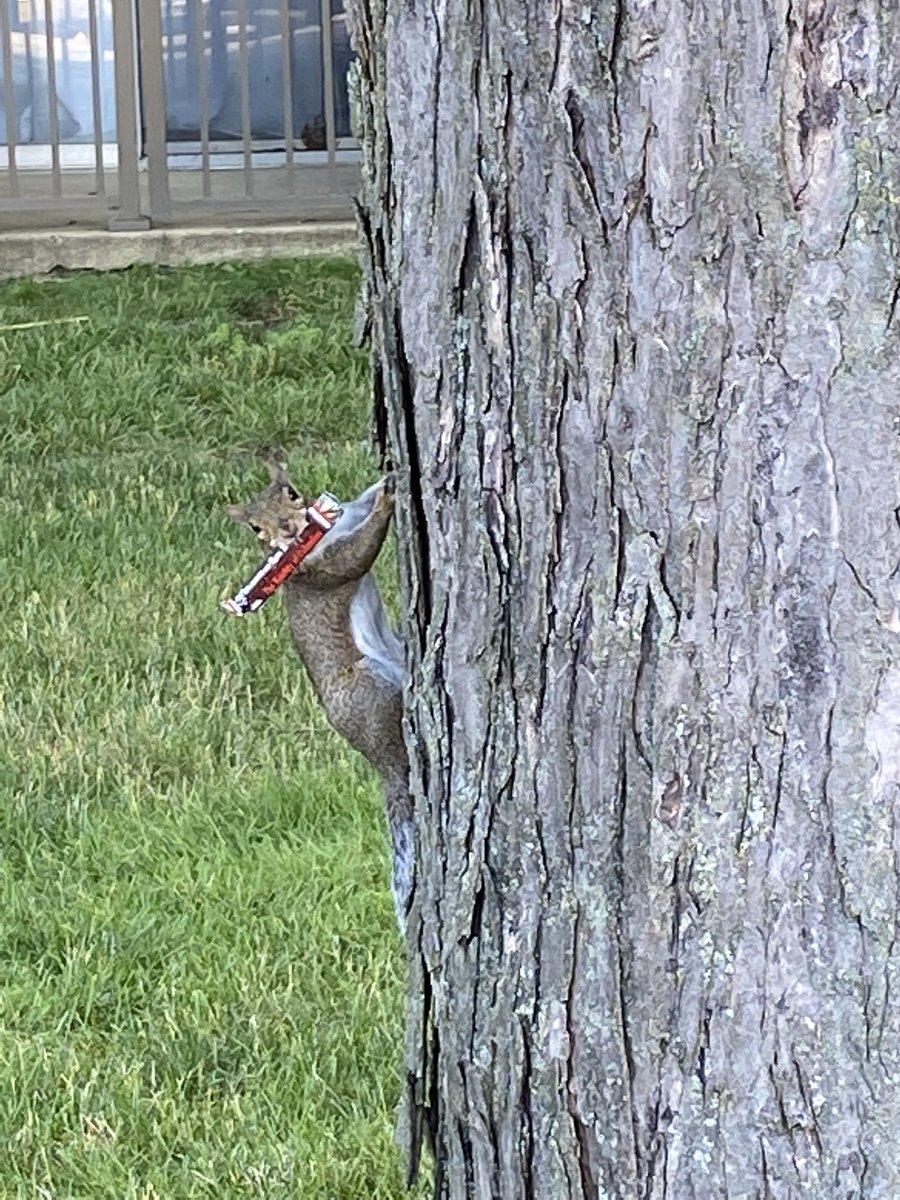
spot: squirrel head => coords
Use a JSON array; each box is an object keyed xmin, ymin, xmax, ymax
[{"xmin": 226, "ymin": 455, "xmax": 311, "ymax": 550}]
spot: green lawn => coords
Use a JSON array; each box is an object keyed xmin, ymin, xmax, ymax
[{"xmin": 0, "ymin": 259, "xmax": 422, "ymax": 1198}]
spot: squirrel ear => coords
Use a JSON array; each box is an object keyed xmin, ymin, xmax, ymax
[{"xmin": 225, "ymin": 503, "xmax": 246, "ymax": 523}]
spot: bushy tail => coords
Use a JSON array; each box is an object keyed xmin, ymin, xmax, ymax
[{"xmin": 385, "ymin": 778, "xmax": 415, "ymax": 931}]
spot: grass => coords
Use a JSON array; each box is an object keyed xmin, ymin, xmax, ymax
[{"xmin": 0, "ymin": 259, "xmax": 424, "ymax": 1198}]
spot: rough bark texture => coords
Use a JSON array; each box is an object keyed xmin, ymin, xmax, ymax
[{"xmin": 348, "ymin": 1, "xmax": 900, "ymax": 1196}]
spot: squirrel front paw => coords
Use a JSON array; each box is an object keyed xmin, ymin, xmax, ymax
[{"xmin": 375, "ymin": 477, "xmax": 396, "ymax": 515}]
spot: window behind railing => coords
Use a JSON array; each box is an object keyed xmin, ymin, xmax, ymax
[{"xmin": 0, "ymin": 0, "xmax": 358, "ymax": 227}]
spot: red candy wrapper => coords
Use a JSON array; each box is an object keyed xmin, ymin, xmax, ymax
[{"xmin": 221, "ymin": 492, "xmax": 342, "ymax": 616}]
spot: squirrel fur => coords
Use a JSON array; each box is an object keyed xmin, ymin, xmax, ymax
[{"xmin": 226, "ymin": 458, "xmax": 413, "ymax": 927}]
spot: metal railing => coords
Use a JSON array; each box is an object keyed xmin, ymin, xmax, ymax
[
  {"xmin": 0, "ymin": 0, "xmax": 358, "ymax": 230},
  {"xmin": 1, "ymin": 0, "xmax": 123, "ymax": 224}
]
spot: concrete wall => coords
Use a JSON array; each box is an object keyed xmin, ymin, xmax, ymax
[{"xmin": 0, "ymin": 220, "xmax": 358, "ymax": 280}]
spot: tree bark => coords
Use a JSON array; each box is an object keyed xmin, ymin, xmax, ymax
[{"xmin": 349, "ymin": 1, "xmax": 900, "ymax": 1195}]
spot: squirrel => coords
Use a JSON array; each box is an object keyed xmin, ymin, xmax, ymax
[{"xmin": 226, "ymin": 458, "xmax": 413, "ymax": 928}]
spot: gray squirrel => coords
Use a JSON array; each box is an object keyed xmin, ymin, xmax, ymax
[{"xmin": 226, "ymin": 459, "xmax": 413, "ymax": 927}]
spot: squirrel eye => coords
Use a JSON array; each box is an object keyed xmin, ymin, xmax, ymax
[
  {"xmin": 284, "ymin": 485, "xmax": 300, "ymax": 502},
  {"xmin": 249, "ymin": 522, "xmax": 262, "ymax": 534}
]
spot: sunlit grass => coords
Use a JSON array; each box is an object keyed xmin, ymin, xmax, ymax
[{"xmin": 0, "ymin": 259, "xmax": 423, "ymax": 1198}]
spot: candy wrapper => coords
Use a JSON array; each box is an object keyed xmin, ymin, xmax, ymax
[{"xmin": 221, "ymin": 492, "xmax": 342, "ymax": 616}]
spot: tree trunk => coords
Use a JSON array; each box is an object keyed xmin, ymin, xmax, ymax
[{"xmin": 349, "ymin": 1, "xmax": 900, "ymax": 1195}]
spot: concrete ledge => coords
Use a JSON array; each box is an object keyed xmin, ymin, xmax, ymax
[{"xmin": 0, "ymin": 221, "xmax": 360, "ymax": 280}]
